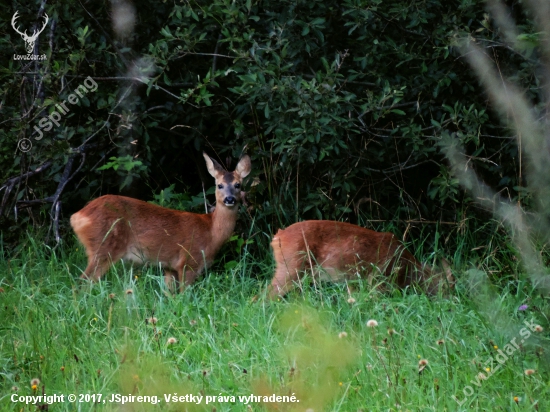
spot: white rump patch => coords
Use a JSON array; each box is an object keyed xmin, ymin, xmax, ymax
[{"xmin": 70, "ymin": 213, "xmax": 92, "ymax": 232}]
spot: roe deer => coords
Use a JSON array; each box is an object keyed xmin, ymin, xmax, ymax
[
  {"xmin": 268, "ymin": 220, "xmax": 452, "ymax": 299},
  {"xmin": 70, "ymin": 153, "xmax": 251, "ymax": 291}
]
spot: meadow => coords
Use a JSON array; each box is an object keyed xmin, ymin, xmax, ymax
[
  {"xmin": 1, "ymin": 228, "xmax": 548, "ymax": 412},
  {"xmin": 3, "ymin": 0, "xmax": 550, "ymax": 410}
]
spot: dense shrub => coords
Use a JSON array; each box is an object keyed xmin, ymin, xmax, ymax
[{"xmin": 0, "ymin": 0, "xmax": 540, "ymax": 251}]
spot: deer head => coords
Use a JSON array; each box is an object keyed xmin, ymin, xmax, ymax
[{"xmin": 11, "ymin": 11, "xmax": 49, "ymax": 54}]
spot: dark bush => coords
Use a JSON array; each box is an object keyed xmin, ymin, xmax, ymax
[{"xmin": 0, "ymin": 0, "xmax": 540, "ymax": 254}]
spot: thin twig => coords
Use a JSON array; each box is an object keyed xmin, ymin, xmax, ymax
[{"xmin": 0, "ymin": 161, "xmax": 52, "ymax": 216}]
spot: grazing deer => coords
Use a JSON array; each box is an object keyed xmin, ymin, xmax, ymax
[
  {"xmin": 71, "ymin": 153, "xmax": 251, "ymax": 291},
  {"xmin": 268, "ymin": 220, "xmax": 452, "ymax": 299}
]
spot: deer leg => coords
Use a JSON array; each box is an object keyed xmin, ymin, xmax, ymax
[
  {"xmin": 81, "ymin": 253, "xmax": 117, "ymax": 282},
  {"xmin": 173, "ymin": 263, "xmax": 200, "ymax": 293},
  {"xmin": 183, "ymin": 266, "xmax": 200, "ymax": 290},
  {"xmin": 268, "ymin": 253, "xmax": 302, "ymax": 300},
  {"xmin": 268, "ymin": 276, "xmax": 298, "ymax": 300},
  {"xmin": 77, "ymin": 217, "xmax": 129, "ymax": 283},
  {"xmin": 164, "ymin": 269, "xmax": 178, "ymax": 294}
]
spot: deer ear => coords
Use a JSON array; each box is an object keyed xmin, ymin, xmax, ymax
[
  {"xmin": 235, "ymin": 155, "xmax": 251, "ymax": 178},
  {"xmin": 203, "ymin": 153, "xmax": 225, "ymax": 178}
]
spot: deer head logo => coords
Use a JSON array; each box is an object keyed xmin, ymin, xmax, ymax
[{"xmin": 11, "ymin": 11, "xmax": 49, "ymax": 54}]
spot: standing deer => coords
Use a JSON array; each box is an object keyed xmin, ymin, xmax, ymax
[
  {"xmin": 71, "ymin": 153, "xmax": 251, "ymax": 291},
  {"xmin": 268, "ymin": 220, "xmax": 452, "ymax": 299}
]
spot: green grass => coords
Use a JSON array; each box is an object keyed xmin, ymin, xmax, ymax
[{"xmin": 0, "ymin": 237, "xmax": 549, "ymax": 411}]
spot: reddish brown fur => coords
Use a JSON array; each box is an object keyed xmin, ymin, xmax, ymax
[
  {"xmin": 71, "ymin": 153, "xmax": 251, "ymax": 291},
  {"xmin": 269, "ymin": 220, "xmax": 449, "ymax": 298}
]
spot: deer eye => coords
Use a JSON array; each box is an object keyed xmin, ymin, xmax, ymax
[
  {"xmin": 234, "ymin": 183, "xmax": 241, "ymax": 189},
  {"xmin": 218, "ymin": 184, "xmax": 223, "ymax": 189}
]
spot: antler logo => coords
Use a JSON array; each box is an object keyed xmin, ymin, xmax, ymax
[{"xmin": 11, "ymin": 11, "xmax": 49, "ymax": 54}]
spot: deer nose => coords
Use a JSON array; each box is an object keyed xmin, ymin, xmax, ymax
[{"xmin": 224, "ymin": 196, "xmax": 236, "ymax": 206}]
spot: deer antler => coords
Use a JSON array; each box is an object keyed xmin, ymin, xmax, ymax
[
  {"xmin": 29, "ymin": 13, "xmax": 49, "ymax": 41},
  {"xmin": 11, "ymin": 12, "xmax": 49, "ymax": 41},
  {"xmin": 11, "ymin": 11, "xmax": 28, "ymax": 38}
]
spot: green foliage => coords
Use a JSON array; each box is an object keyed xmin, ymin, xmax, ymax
[
  {"xmin": 152, "ymin": 184, "xmax": 214, "ymax": 211},
  {"xmin": 97, "ymin": 155, "xmax": 148, "ymax": 189},
  {"xmin": 0, "ymin": 0, "xmax": 544, "ymax": 252},
  {"xmin": 428, "ymin": 164, "xmax": 461, "ymax": 204}
]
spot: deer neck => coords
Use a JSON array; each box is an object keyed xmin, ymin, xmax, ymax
[{"xmin": 210, "ymin": 204, "xmax": 239, "ymax": 250}]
